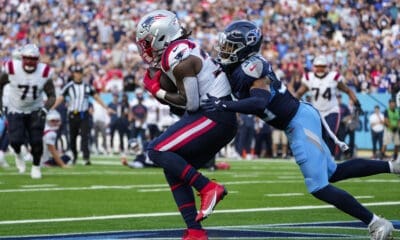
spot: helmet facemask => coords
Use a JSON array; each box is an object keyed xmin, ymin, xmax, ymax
[
  {"xmin": 215, "ymin": 32, "xmax": 245, "ymax": 65},
  {"xmin": 20, "ymin": 44, "xmax": 40, "ymax": 73}
]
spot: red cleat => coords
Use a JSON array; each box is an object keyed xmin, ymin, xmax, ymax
[
  {"xmin": 195, "ymin": 181, "xmax": 227, "ymax": 222},
  {"xmin": 182, "ymin": 229, "xmax": 208, "ymax": 240}
]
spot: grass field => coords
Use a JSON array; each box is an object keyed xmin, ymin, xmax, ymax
[{"xmin": 0, "ymin": 154, "xmax": 399, "ymax": 239}]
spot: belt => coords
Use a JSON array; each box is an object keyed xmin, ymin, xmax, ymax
[{"xmin": 70, "ymin": 110, "xmax": 88, "ymax": 115}]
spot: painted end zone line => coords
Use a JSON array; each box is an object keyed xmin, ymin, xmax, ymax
[{"xmin": 1, "ymin": 201, "xmax": 399, "ymax": 225}]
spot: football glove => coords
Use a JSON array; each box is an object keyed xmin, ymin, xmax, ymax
[
  {"xmin": 37, "ymin": 107, "xmax": 48, "ymax": 121},
  {"xmin": 143, "ymin": 69, "xmax": 166, "ymax": 99},
  {"xmin": 201, "ymin": 94, "xmax": 227, "ymax": 112},
  {"xmin": 354, "ymin": 100, "xmax": 363, "ymax": 115}
]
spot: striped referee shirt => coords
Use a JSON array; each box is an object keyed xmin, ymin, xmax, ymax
[{"xmin": 60, "ymin": 81, "xmax": 96, "ymax": 112}]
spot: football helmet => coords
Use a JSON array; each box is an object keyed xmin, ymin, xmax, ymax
[
  {"xmin": 46, "ymin": 110, "xmax": 61, "ymax": 129},
  {"xmin": 20, "ymin": 44, "xmax": 40, "ymax": 73},
  {"xmin": 136, "ymin": 10, "xmax": 183, "ymax": 66},
  {"xmin": 216, "ymin": 20, "xmax": 262, "ymax": 65},
  {"xmin": 313, "ymin": 55, "xmax": 328, "ymax": 77}
]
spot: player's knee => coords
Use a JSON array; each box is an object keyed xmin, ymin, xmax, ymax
[{"xmin": 147, "ymin": 149, "xmax": 166, "ymax": 167}]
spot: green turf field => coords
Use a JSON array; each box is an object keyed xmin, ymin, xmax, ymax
[{"xmin": 0, "ymin": 154, "xmax": 399, "ymax": 239}]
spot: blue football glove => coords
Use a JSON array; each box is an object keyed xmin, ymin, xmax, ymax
[{"xmin": 201, "ymin": 94, "xmax": 227, "ymax": 112}]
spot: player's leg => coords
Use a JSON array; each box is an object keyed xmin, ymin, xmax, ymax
[
  {"xmin": 147, "ymin": 113, "xmax": 236, "ymax": 222},
  {"xmin": 329, "ymin": 158, "xmax": 397, "ymax": 183},
  {"xmin": 288, "ymin": 104, "xmax": 393, "ymax": 238},
  {"xmin": 68, "ymin": 114, "xmax": 80, "ymax": 163},
  {"xmin": 7, "ymin": 112, "xmax": 27, "ymax": 173},
  {"xmin": 163, "ymin": 171, "xmax": 203, "ymax": 230},
  {"xmin": 29, "ymin": 110, "xmax": 46, "ymax": 178},
  {"xmin": 80, "ymin": 114, "xmax": 91, "ymax": 165}
]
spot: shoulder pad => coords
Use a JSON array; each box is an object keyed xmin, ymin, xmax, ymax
[
  {"xmin": 41, "ymin": 64, "xmax": 51, "ymax": 78},
  {"xmin": 3, "ymin": 60, "xmax": 15, "ymax": 75},
  {"xmin": 241, "ymin": 56, "xmax": 265, "ymax": 79},
  {"xmin": 161, "ymin": 40, "xmax": 196, "ymax": 72}
]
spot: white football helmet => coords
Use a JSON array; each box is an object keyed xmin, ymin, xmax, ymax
[
  {"xmin": 20, "ymin": 44, "xmax": 40, "ymax": 73},
  {"xmin": 46, "ymin": 110, "xmax": 61, "ymax": 129},
  {"xmin": 136, "ymin": 10, "xmax": 183, "ymax": 66},
  {"xmin": 313, "ymin": 55, "xmax": 328, "ymax": 77}
]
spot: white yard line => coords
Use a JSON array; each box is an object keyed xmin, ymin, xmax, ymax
[{"xmin": 0, "ymin": 201, "xmax": 398, "ymax": 225}]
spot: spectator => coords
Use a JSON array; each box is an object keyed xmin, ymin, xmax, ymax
[
  {"xmin": 369, "ymin": 105, "xmax": 385, "ymax": 159},
  {"xmin": 381, "ymin": 99, "xmax": 400, "ymax": 161}
]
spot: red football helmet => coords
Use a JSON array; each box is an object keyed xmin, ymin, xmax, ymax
[{"xmin": 21, "ymin": 44, "xmax": 40, "ymax": 73}]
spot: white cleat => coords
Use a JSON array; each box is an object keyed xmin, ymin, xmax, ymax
[
  {"xmin": 0, "ymin": 157, "xmax": 9, "ymax": 168},
  {"xmin": 391, "ymin": 158, "xmax": 400, "ymax": 174},
  {"xmin": 30, "ymin": 166, "xmax": 42, "ymax": 179},
  {"xmin": 369, "ymin": 218, "xmax": 394, "ymax": 240},
  {"xmin": 15, "ymin": 155, "xmax": 26, "ymax": 173}
]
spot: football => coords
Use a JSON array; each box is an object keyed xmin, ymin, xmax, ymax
[{"xmin": 148, "ymin": 67, "xmax": 177, "ymax": 93}]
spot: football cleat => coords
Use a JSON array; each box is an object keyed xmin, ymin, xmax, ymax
[
  {"xmin": 369, "ymin": 217, "xmax": 394, "ymax": 240},
  {"xmin": 30, "ymin": 166, "xmax": 42, "ymax": 179},
  {"xmin": 0, "ymin": 157, "xmax": 9, "ymax": 168},
  {"xmin": 195, "ymin": 181, "xmax": 227, "ymax": 222},
  {"xmin": 182, "ymin": 229, "xmax": 208, "ymax": 240},
  {"xmin": 390, "ymin": 158, "xmax": 400, "ymax": 174},
  {"xmin": 15, "ymin": 154, "xmax": 26, "ymax": 173}
]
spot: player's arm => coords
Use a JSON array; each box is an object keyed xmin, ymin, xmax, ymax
[
  {"xmin": 0, "ymin": 72, "xmax": 10, "ymax": 111},
  {"xmin": 43, "ymin": 79, "xmax": 56, "ymax": 111},
  {"xmin": 337, "ymin": 81, "xmax": 359, "ymax": 105},
  {"xmin": 172, "ymin": 55, "xmax": 201, "ymax": 112},
  {"xmin": 47, "ymin": 143, "xmax": 67, "ymax": 168},
  {"xmin": 202, "ymin": 77, "xmax": 271, "ymax": 115},
  {"xmin": 144, "ymin": 68, "xmax": 186, "ymax": 107},
  {"xmin": 293, "ymin": 73, "xmax": 309, "ymax": 99},
  {"xmin": 293, "ymin": 84, "xmax": 309, "ymax": 99}
]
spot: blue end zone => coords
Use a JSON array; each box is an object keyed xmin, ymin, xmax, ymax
[{"xmin": 1, "ymin": 221, "xmax": 398, "ymax": 239}]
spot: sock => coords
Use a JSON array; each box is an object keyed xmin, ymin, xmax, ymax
[
  {"xmin": 165, "ymin": 173, "xmax": 202, "ymax": 230},
  {"xmin": 329, "ymin": 158, "xmax": 390, "ymax": 183},
  {"xmin": 312, "ymin": 184, "xmax": 373, "ymax": 224},
  {"xmin": 368, "ymin": 214, "xmax": 380, "ymax": 227}
]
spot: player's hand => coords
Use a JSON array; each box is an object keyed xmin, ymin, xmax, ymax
[
  {"xmin": 38, "ymin": 107, "xmax": 48, "ymax": 121},
  {"xmin": 354, "ymin": 100, "xmax": 363, "ymax": 115},
  {"xmin": 201, "ymin": 94, "xmax": 227, "ymax": 112},
  {"xmin": 143, "ymin": 69, "xmax": 166, "ymax": 99}
]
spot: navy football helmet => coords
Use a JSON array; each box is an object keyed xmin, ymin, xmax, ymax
[{"xmin": 216, "ymin": 20, "xmax": 262, "ymax": 65}]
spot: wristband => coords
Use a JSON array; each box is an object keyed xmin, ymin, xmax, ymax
[{"xmin": 156, "ymin": 89, "xmax": 167, "ymax": 99}]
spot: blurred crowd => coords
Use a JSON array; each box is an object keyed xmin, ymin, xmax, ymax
[{"xmin": 0, "ymin": 0, "xmax": 399, "ymax": 97}]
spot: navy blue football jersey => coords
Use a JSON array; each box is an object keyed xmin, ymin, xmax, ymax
[{"xmin": 224, "ymin": 54, "xmax": 300, "ymax": 130}]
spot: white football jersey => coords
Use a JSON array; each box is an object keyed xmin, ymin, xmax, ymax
[
  {"xmin": 301, "ymin": 71, "xmax": 343, "ymax": 116},
  {"xmin": 161, "ymin": 39, "xmax": 231, "ymax": 101},
  {"xmin": 2, "ymin": 59, "xmax": 52, "ymax": 113},
  {"xmin": 40, "ymin": 125, "xmax": 57, "ymax": 164}
]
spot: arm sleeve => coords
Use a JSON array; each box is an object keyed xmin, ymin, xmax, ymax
[
  {"xmin": 224, "ymin": 88, "xmax": 270, "ymax": 114},
  {"xmin": 183, "ymin": 76, "xmax": 200, "ymax": 112}
]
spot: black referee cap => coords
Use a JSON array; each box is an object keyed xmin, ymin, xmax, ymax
[{"xmin": 70, "ymin": 64, "xmax": 83, "ymax": 73}]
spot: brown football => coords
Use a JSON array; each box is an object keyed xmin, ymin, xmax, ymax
[{"xmin": 148, "ymin": 67, "xmax": 177, "ymax": 92}]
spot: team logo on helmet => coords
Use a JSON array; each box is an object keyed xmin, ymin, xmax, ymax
[
  {"xmin": 246, "ymin": 28, "xmax": 261, "ymax": 46},
  {"xmin": 140, "ymin": 14, "xmax": 167, "ymax": 32}
]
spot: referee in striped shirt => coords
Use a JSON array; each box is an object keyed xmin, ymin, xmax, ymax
[{"xmin": 52, "ymin": 64, "xmax": 112, "ymax": 165}]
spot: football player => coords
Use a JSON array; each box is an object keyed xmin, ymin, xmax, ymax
[
  {"xmin": 294, "ymin": 55, "xmax": 362, "ymax": 156},
  {"xmin": 41, "ymin": 110, "xmax": 71, "ymax": 168},
  {"xmin": 136, "ymin": 10, "xmax": 237, "ymax": 240},
  {"xmin": 0, "ymin": 43, "xmax": 56, "ymax": 179},
  {"xmin": 202, "ymin": 20, "xmax": 398, "ymax": 240}
]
